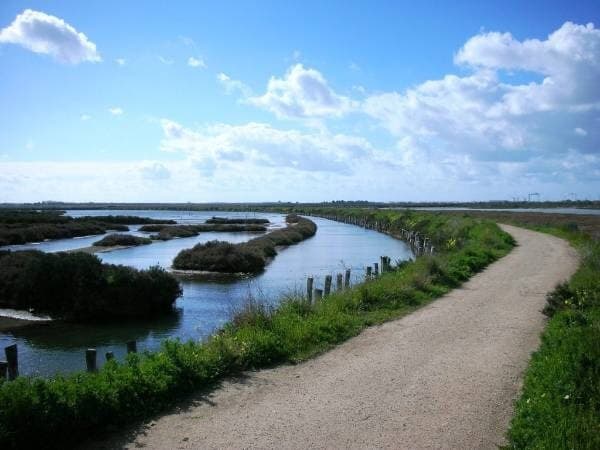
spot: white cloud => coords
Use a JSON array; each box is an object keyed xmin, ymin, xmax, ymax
[
  {"xmin": 160, "ymin": 119, "xmax": 374, "ymax": 174},
  {"xmin": 362, "ymin": 21, "xmax": 600, "ymax": 187},
  {"xmin": 108, "ymin": 107, "xmax": 123, "ymax": 116},
  {"xmin": 187, "ymin": 56, "xmax": 206, "ymax": 68},
  {"xmin": 217, "ymin": 72, "xmax": 252, "ymax": 96},
  {"xmin": 248, "ymin": 64, "xmax": 357, "ymax": 119},
  {"xmin": 115, "ymin": 58, "xmax": 126, "ymax": 66},
  {"xmin": 80, "ymin": 114, "xmax": 91, "ymax": 121},
  {"xmin": 0, "ymin": 9, "xmax": 100, "ymax": 64}
]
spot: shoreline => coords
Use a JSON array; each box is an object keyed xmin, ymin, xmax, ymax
[{"xmin": 65, "ymin": 244, "xmax": 134, "ymax": 254}]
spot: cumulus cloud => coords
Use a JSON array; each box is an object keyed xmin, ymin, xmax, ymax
[
  {"xmin": 248, "ymin": 64, "xmax": 357, "ymax": 119},
  {"xmin": 160, "ymin": 119, "xmax": 374, "ymax": 174},
  {"xmin": 362, "ymin": 21, "xmax": 600, "ymax": 188},
  {"xmin": 217, "ymin": 72, "xmax": 252, "ymax": 96},
  {"xmin": 0, "ymin": 9, "xmax": 100, "ymax": 63},
  {"xmin": 187, "ymin": 56, "xmax": 206, "ymax": 68},
  {"xmin": 108, "ymin": 107, "xmax": 123, "ymax": 116}
]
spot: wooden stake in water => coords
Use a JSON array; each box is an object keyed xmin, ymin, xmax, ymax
[
  {"xmin": 336, "ymin": 273, "xmax": 343, "ymax": 291},
  {"xmin": 344, "ymin": 269, "xmax": 351, "ymax": 288},
  {"xmin": 0, "ymin": 361, "xmax": 7, "ymax": 380},
  {"xmin": 374, "ymin": 262, "xmax": 379, "ymax": 276},
  {"xmin": 380, "ymin": 256, "xmax": 385, "ymax": 274},
  {"xmin": 126, "ymin": 341, "xmax": 137, "ymax": 354},
  {"xmin": 307, "ymin": 276, "xmax": 314, "ymax": 303},
  {"xmin": 86, "ymin": 349, "xmax": 97, "ymax": 372},
  {"xmin": 324, "ymin": 275, "xmax": 332, "ymax": 296},
  {"xmin": 5, "ymin": 344, "xmax": 18, "ymax": 380},
  {"xmin": 366, "ymin": 266, "xmax": 372, "ymax": 279}
]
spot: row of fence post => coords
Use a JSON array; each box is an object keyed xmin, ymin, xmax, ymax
[
  {"xmin": 306, "ymin": 255, "xmax": 391, "ymax": 304},
  {"xmin": 1, "ymin": 340, "xmax": 140, "ymax": 379},
  {"xmin": 313, "ymin": 213, "xmax": 436, "ymax": 257}
]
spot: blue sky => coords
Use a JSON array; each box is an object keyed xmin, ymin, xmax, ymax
[{"xmin": 0, "ymin": 1, "xmax": 599, "ymax": 202}]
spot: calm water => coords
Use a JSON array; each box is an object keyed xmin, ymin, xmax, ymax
[{"xmin": 0, "ymin": 210, "xmax": 412, "ymax": 377}]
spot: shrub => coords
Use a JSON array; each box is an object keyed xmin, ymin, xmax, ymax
[{"xmin": 93, "ymin": 234, "xmax": 152, "ymax": 247}]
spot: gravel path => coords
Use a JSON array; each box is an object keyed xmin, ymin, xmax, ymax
[{"xmin": 87, "ymin": 225, "xmax": 579, "ymax": 450}]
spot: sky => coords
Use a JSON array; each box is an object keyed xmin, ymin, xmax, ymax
[{"xmin": 0, "ymin": 1, "xmax": 599, "ymax": 203}]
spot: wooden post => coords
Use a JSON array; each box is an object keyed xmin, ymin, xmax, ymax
[
  {"xmin": 336, "ymin": 273, "xmax": 343, "ymax": 291},
  {"xmin": 307, "ymin": 276, "xmax": 314, "ymax": 303},
  {"xmin": 105, "ymin": 352, "xmax": 114, "ymax": 361},
  {"xmin": 380, "ymin": 256, "xmax": 385, "ymax": 274},
  {"xmin": 5, "ymin": 344, "xmax": 18, "ymax": 380},
  {"xmin": 374, "ymin": 262, "xmax": 379, "ymax": 276},
  {"xmin": 85, "ymin": 349, "xmax": 97, "ymax": 372},
  {"xmin": 0, "ymin": 361, "xmax": 7, "ymax": 380},
  {"xmin": 314, "ymin": 289, "xmax": 323, "ymax": 301},
  {"xmin": 366, "ymin": 266, "xmax": 372, "ymax": 279},
  {"xmin": 324, "ymin": 275, "xmax": 332, "ymax": 296},
  {"xmin": 344, "ymin": 269, "xmax": 351, "ymax": 288},
  {"xmin": 126, "ymin": 340, "xmax": 137, "ymax": 354}
]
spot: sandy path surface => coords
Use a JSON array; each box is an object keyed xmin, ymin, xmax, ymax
[{"xmin": 87, "ymin": 225, "xmax": 578, "ymax": 450}]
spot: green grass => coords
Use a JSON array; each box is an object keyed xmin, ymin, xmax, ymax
[
  {"xmin": 0, "ymin": 209, "xmax": 514, "ymax": 449},
  {"xmin": 506, "ymin": 230, "xmax": 600, "ymax": 449}
]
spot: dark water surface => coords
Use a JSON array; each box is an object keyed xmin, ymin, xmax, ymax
[{"xmin": 0, "ymin": 210, "xmax": 412, "ymax": 377}]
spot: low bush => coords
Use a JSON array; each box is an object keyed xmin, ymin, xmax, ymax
[
  {"xmin": 0, "ymin": 250, "xmax": 181, "ymax": 320},
  {"xmin": 172, "ymin": 215, "xmax": 316, "ymax": 273},
  {"xmin": 206, "ymin": 217, "xmax": 269, "ymax": 224},
  {"xmin": 92, "ymin": 234, "xmax": 152, "ymax": 247}
]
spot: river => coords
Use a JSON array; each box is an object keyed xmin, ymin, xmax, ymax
[{"xmin": 0, "ymin": 210, "xmax": 413, "ymax": 377}]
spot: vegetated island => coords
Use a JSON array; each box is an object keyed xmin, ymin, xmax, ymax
[
  {"xmin": 0, "ymin": 249, "xmax": 181, "ymax": 321},
  {"xmin": 138, "ymin": 221, "xmax": 268, "ymax": 241},
  {"xmin": 205, "ymin": 217, "xmax": 270, "ymax": 224},
  {"xmin": 172, "ymin": 214, "xmax": 316, "ymax": 274},
  {"xmin": 0, "ymin": 209, "xmax": 176, "ymax": 246}
]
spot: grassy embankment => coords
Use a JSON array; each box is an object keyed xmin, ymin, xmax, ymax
[
  {"xmin": 0, "ymin": 209, "xmax": 513, "ymax": 449},
  {"xmin": 0, "ymin": 210, "xmax": 175, "ymax": 246},
  {"xmin": 172, "ymin": 214, "xmax": 316, "ymax": 273},
  {"xmin": 471, "ymin": 213, "xmax": 600, "ymax": 449},
  {"xmin": 0, "ymin": 250, "xmax": 181, "ymax": 321}
]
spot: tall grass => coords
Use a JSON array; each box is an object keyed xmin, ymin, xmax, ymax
[{"xmin": 0, "ymin": 209, "xmax": 513, "ymax": 449}]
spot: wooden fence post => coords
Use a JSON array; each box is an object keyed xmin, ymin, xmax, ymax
[
  {"xmin": 380, "ymin": 256, "xmax": 385, "ymax": 274},
  {"xmin": 314, "ymin": 289, "xmax": 323, "ymax": 301},
  {"xmin": 324, "ymin": 275, "xmax": 332, "ymax": 296},
  {"xmin": 344, "ymin": 269, "xmax": 351, "ymax": 288},
  {"xmin": 374, "ymin": 262, "xmax": 379, "ymax": 276},
  {"xmin": 86, "ymin": 349, "xmax": 97, "ymax": 372},
  {"xmin": 126, "ymin": 341, "xmax": 137, "ymax": 354},
  {"xmin": 366, "ymin": 266, "xmax": 372, "ymax": 279},
  {"xmin": 5, "ymin": 344, "xmax": 18, "ymax": 380},
  {"xmin": 0, "ymin": 361, "xmax": 7, "ymax": 380},
  {"xmin": 336, "ymin": 273, "xmax": 343, "ymax": 291},
  {"xmin": 307, "ymin": 276, "xmax": 314, "ymax": 303}
]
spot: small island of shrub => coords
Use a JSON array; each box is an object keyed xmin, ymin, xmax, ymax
[
  {"xmin": 139, "ymin": 223, "xmax": 268, "ymax": 240},
  {"xmin": 93, "ymin": 233, "xmax": 152, "ymax": 247},
  {"xmin": 0, "ymin": 250, "xmax": 181, "ymax": 320},
  {"xmin": 206, "ymin": 217, "xmax": 270, "ymax": 225},
  {"xmin": 173, "ymin": 214, "xmax": 316, "ymax": 273}
]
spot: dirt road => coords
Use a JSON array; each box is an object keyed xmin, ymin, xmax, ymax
[{"xmin": 88, "ymin": 225, "xmax": 578, "ymax": 450}]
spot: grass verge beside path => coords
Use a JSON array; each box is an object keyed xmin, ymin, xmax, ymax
[
  {"xmin": 502, "ymin": 220, "xmax": 600, "ymax": 449},
  {"xmin": 0, "ymin": 209, "xmax": 514, "ymax": 449}
]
